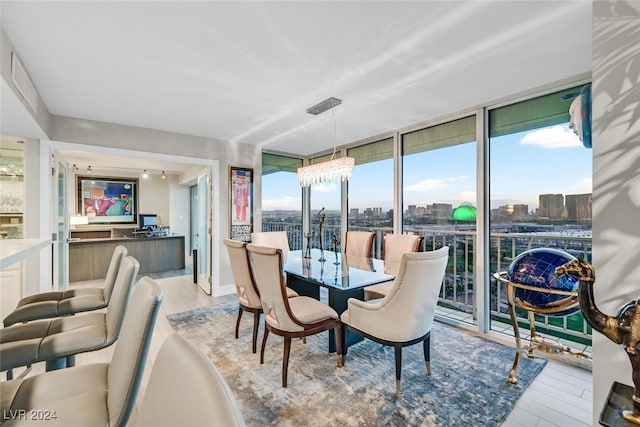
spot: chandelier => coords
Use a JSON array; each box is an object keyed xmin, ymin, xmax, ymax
[
  {"xmin": 297, "ymin": 96, "xmax": 354, "ymax": 187},
  {"xmin": 297, "ymin": 156, "xmax": 355, "ymax": 187}
]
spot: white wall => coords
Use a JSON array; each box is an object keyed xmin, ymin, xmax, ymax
[
  {"xmin": 592, "ymin": 1, "xmax": 640, "ymax": 424},
  {"xmin": 48, "ymin": 116, "xmax": 260, "ymax": 295},
  {"xmin": 169, "ymin": 176, "xmax": 191, "ymax": 256}
]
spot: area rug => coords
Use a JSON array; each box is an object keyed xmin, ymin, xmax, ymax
[{"xmin": 167, "ymin": 302, "xmax": 546, "ymax": 427}]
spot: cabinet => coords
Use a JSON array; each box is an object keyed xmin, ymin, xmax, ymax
[
  {"xmin": 69, "ymin": 235, "xmax": 185, "ymax": 281},
  {"xmin": 0, "ymin": 173, "xmax": 24, "ymax": 239},
  {"xmin": 0, "ymin": 213, "xmax": 23, "ymax": 239},
  {"xmin": 0, "ymin": 261, "xmax": 21, "ymax": 321}
]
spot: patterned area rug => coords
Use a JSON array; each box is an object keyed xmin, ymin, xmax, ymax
[{"xmin": 167, "ymin": 302, "xmax": 546, "ymax": 427}]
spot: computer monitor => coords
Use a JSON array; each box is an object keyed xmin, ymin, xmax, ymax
[{"xmin": 139, "ymin": 214, "xmax": 158, "ymax": 230}]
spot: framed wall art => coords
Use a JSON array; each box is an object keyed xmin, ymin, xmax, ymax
[
  {"xmin": 229, "ymin": 166, "xmax": 253, "ymax": 242},
  {"xmin": 76, "ymin": 175, "xmax": 138, "ymax": 225}
]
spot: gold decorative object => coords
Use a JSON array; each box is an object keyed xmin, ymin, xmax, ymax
[
  {"xmin": 493, "ymin": 271, "xmax": 587, "ymax": 385},
  {"xmin": 317, "ymin": 207, "xmax": 326, "ymax": 262},
  {"xmin": 555, "ymin": 256, "xmax": 640, "ymax": 425}
]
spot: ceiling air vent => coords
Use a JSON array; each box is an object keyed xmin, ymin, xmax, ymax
[{"xmin": 11, "ymin": 52, "xmax": 38, "ymax": 114}]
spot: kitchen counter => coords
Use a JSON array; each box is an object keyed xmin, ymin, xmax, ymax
[{"xmin": 0, "ymin": 238, "xmax": 50, "ymax": 270}]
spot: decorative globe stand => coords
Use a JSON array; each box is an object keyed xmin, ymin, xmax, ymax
[
  {"xmin": 494, "ymin": 271, "xmax": 583, "ymax": 385},
  {"xmin": 492, "ymin": 247, "xmax": 592, "ymax": 386}
]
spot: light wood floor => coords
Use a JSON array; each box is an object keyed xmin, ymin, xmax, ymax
[{"xmin": 4, "ymin": 274, "xmax": 593, "ymax": 426}]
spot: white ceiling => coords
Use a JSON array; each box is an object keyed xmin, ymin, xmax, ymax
[{"xmin": 0, "ymin": 1, "xmax": 592, "ymax": 167}]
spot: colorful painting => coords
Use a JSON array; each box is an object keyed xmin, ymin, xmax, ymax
[
  {"xmin": 230, "ymin": 167, "xmax": 253, "ymax": 241},
  {"xmin": 77, "ymin": 176, "xmax": 137, "ymax": 224}
]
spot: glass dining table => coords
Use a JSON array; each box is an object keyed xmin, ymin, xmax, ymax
[{"xmin": 283, "ymin": 248, "xmax": 394, "ymax": 352}]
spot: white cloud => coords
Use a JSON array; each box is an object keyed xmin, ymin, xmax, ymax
[
  {"xmin": 262, "ymin": 196, "xmax": 301, "ymax": 211},
  {"xmin": 569, "ymin": 177, "xmax": 592, "ymax": 193},
  {"xmin": 520, "ymin": 125, "xmax": 582, "ymax": 149},
  {"xmin": 456, "ymin": 191, "xmax": 477, "ymax": 203},
  {"xmin": 311, "ymin": 183, "xmax": 338, "ymax": 193},
  {"xmin": 404, "ymin": 176, "xmax": 467, "ymax": 192}
]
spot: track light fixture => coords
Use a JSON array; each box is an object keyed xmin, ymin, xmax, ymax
[
  {"xmin": 72, "ymin": 164, "xmax": 79, "ymax": 173},
  {"xmin": 161, "ymin": 171, "xmax": 166, "ymax": 180},
  {"xmin": 86, "ymin": 165, "xmax": 92, "ymax": 174},
  {"xmin": 142, "ymin": 169, "xmax": 149, "ymax": 179}
]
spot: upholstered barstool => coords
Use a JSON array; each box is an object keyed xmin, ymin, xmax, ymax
[
  {"xmin": 341, "ymin": 247, "xmax": 449, "ymax": 396},
  {"xmin": 3, "ymin": 245, "xmax": 127, "ymax": 327},
  {"xmin": 0, "ymin": 256, "xmax": 139, "ymax": 374},
  {"xmin": 0, "ymin": 277, "xmax": 163, "ymax": 427},
  {"xmin": 137, "ymin": 333, "xmax": 246, "ymax": 427},
  {"xmin": 363, "ymin": 234, "xmax": 423, "ymax": 300}
]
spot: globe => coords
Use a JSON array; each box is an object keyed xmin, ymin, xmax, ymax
[{"xmin": 506, "ymin": 248, "xmax": 580, "ymax": 317}]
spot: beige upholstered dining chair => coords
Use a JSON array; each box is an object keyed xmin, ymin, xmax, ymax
[
  {"xmin": 344, "ymin": 231, "xmax": 375, "ymax": 257},
  {"xmin": 340, "ymin": 247, "xmax": 449, "ymax": 396},
  {"xmin": 0, "ymin": 256, "xmax": 139, "ymax": 374},
  {"xmin": 246, "ymin": 244, "xmax": 343, "ymax": 387},
  {"xmin": 137, "ymin": 333, "xmax": 246, "ymax": 427},
  {"xmin": 251, "ymin": 231, "xmax": 290, "ymax": 262},
  {"xmin": 0, "ymin": 276, "xmax": 163, "ymax": 427},
  {"xmin": 363, "ymin": 234, "xmax": 423, "ymax": 300},
  {"xmin": 224, "ymin": 239, "xmax": 298, "ymax": 353},
  {"xmin": 3, "ymin": 245, "xmax": 128, "ymax": 327}
]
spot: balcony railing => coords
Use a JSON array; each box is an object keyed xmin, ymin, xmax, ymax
[{"xmin": 262, "ymin": 221, "xmax": 593, "ymax": 355}]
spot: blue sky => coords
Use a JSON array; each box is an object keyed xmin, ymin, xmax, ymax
[{"xmin": 262, "ymin": 122, "xmax": 592, "ymax": 212}]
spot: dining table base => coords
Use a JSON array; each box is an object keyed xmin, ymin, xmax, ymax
[{"xmin": 286, "ymin": 273, "xmax": 364, "ymax": 353}]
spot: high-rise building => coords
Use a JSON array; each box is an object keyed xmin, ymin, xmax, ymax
[
  {"xmin": 565, "ymin": 193, "xmax": 592, "ymax": 222},
  {"xmin": 539, "ymin": 194, "xmax": 564, "ymax": 219},
  {"xmin": 432, "ymin": 203, "xmax": 453, "ymax": 220},
  {"xmin": 513, "ymin": 204, "xmax": 529, "ymax": 220}
]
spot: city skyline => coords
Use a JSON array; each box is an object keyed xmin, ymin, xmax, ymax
[{"xmin": 262, "ymin": 123, "xmax": 592, "ymax": 212}]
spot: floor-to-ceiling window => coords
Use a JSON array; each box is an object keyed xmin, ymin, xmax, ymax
[
  {"xmin": 401, "ymin": 116, "xmax": 477, "ymax": 324},
  {"xmin": 261, "ymin": 153, "xmax": 303, "ymax": 250},
  {"xmin": 307, "ymin": 152, "xmax": 342, "ymax": 252},
  {"xmin": 488, "ymin": 85, "xmax": 593, "ymax": 351},
  {"xmin": 284, "ymin": 80, "xmax": 592, "ymax": 350},
  {"xmin": 347, "ymin": 137, "xmax": 393, "ymax": 257}
]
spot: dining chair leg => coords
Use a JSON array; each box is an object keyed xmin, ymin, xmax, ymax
[
  {"xmin": 251, "ymin": 312, "xmax": 260, "ymax": 353},
  {"xmin": 334, "ymin": 325, "xmax": 343, "ymax": 368},
  {"xmin": 394, "ymin": 345, "xmax": 402, "ymax": 397},
  {"xmin": 282, "ymin": 336, "xmax": 292, "ymax": 387},
  {"xmin": 423, "ymin": 333, "xmax": 431, "ymax": 376},
  {"xmin": 235, "ymin": 307, "xmax": 243, "ymax": 339},
  {"xmin": 260, "ymin": 325, "xmax": 269, "ymax": 364}
]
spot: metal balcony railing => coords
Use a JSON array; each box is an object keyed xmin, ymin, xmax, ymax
[{"xmin": 262, "ymin": 221, "xmax": 593, "ymax": 353}]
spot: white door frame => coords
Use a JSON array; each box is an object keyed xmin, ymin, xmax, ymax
[{"xmin": 39, "ymin": 139, "xmax": 220, "ymax": 294}]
